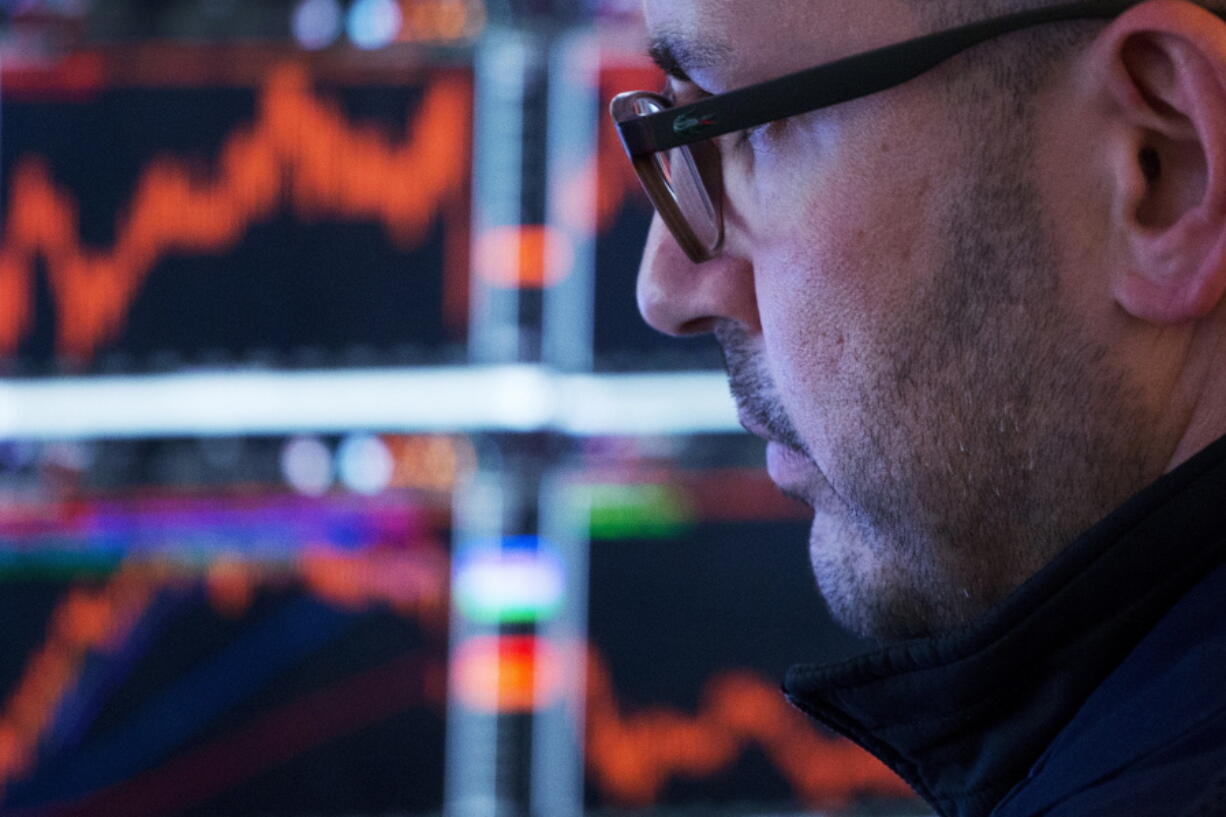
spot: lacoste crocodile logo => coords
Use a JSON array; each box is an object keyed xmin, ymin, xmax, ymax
[{"xmin": 672, "ymin": 111, "xmax": 718, "ymax": 136}]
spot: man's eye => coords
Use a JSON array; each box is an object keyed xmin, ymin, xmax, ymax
[
  {"xmin": 744, "ymin": 119, "xmax": 796, "ymax": 154},
  {"xmin": 666, "ymin": 80, "xmax": 707, "ymax": 108},
  {"xmin": 739, "ymin": 123, "xmax": 773, "ymax": 151}
]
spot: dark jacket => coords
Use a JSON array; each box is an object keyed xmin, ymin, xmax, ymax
[{"xmin": 782, "ymin": 434, "xmax": 1226, "ymax": 817}]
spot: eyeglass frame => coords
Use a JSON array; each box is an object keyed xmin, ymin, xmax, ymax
[{"xmin": 610, "ymin": 0, "xmax": 1162, "ymax": 263}]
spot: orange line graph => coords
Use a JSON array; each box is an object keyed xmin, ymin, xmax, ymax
[
  {"xmin": 0, "ymin": 562, "xmax": 155, "ymax": 798},
  {"xmin": 0, "ymin": 543, "xmax": 909, "ymax": 810},
  {"xmin": 0, "ymin": 545, "xmax": 451, "ymax": 802},
  {"xmin": 0, "ymin": 64, "xmax": 472, "ymax": 362},
  {"xmin": 584, "ymin": 648, "xmax": 914, "ymax": 808}
]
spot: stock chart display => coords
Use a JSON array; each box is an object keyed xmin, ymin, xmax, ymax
[
  {"xmin": 0, "ymin": 52, "xmax": 473, "ymax": 373},
  {"xmin": 0, "ymin": 465, "xmax": 453, "ymax": 816},
  {"xmin": 0, "ymin": 46, "xmax": 706, "ymax": 375},
  {"xmin": 582, "ymin": 468, "xmax": 918, "ymax": 815},
  {"xmin": 1, "ymin": 54, "xmax": 473, "ymax": 375},
  {"xmin": 0, "ymin": 438, "xmax": 924, "ymax": 817}
]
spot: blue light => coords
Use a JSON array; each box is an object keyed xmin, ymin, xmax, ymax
[
  {"xmin": 292, "ymin": 0, "xmax": 343, "ymax": 50},
  {"xmin": 336, "ymin": 434, "xmax": 393, "ymax": 495},
  {"xmin": 346, "ymin": 0, "xmax": 402, "ymax": 50}
]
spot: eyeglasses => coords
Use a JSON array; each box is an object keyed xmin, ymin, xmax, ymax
[{"xmin": 610, "ymin": 0, "xmax": 1147, "ymax": 263}]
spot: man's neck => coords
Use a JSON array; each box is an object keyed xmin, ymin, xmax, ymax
[{"xmin": 1164, "ymin": 309, "xmax": 1226, "ymax": 472}]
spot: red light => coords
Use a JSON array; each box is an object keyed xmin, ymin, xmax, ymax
[
  {"xmin": 474, "ymin": 225, "xmax": 573, "ymax": 289},
  {"xmin": 453, "ymin": 635, "xmax": 563, "ymax": 713}
]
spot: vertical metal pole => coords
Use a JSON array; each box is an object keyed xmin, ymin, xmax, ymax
[
  {"xmin": 530, "ymin": 27, "xmax": 601, "ymax": 817},
  {"xmin": 445, "ymin": 473, "xmax": 507, "ymax": 817},
  {"xmin": 541, "ymin": 30, "xmax": 599, "ymax": 375},
  {"xmin": 448, "ymin": 19, "xmax": 563, "ymax": 817},
  {"xmin": 468, "ymin": 26, "xmax": 534, "ymax": 366},
  {"xmin": 531, "ymin": 470, "xmax": 590, "ymax": 817},
  {"xmin": 447, "ymin": 17, "xmax": 597, "ymax": 817},
  {"xmin": 446, "ymin": 444, "xmax": 552, "ymax": 817}
]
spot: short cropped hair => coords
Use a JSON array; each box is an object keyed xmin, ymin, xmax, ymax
[{"xmin": 919, "ymin": 0, "xmax": 1226, "ymax": 100}]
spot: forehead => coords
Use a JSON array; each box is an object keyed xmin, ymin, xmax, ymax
[{"xmin": 642, "ymin": 0, "xmax": 918, "ymax": 87}]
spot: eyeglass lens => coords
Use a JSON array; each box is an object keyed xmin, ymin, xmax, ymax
[{"xmin": 632, "ymin": 97, "xmax": 722, "ymax": 254}]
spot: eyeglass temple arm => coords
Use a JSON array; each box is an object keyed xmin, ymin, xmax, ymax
[{"xmin": 617, "ymin": 0, "xmax": 1151, "ymax": 157}]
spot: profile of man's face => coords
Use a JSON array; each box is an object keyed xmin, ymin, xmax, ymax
[{"xmin": 637, "ymin": 0, "xmax": 1164, "ymax": 640}]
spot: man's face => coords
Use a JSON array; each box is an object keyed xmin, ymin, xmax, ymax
[{"xmin": 638, "ymin": 0, "xmax": 1164, "ymax": 640}]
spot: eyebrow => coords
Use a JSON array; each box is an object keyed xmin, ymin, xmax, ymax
[{"xmin": 647, "ymin": 31, "xmax": 733, "ymax": 83}]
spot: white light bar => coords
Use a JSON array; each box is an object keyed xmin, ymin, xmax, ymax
[
  {"xmin": 558, "ymin": 372, "xmax": 739, "ymax": 436},
  {"xmin": 0, "ymin": 366, "xmax": 738, "ymax": 439}
]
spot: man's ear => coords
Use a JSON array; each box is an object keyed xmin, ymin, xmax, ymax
[{"xmin": 1093, "ymin": 0, "xmax": 1226, "ymax": 323}]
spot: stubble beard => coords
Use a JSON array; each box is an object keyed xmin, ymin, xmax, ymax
[
  {"xmin": 715, "ymin": 95, "xmax": 1163, "ymax": 643},
  {"xmin": 809, "ymin": 131, "xmax": 1159, "ymax": 642}
]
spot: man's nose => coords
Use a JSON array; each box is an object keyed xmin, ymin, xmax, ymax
[{"xmin": 635, "ymin": 215, "xmax": 760, "ymax": 336}]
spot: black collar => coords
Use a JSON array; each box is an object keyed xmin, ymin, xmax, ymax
[{"xmin": 782, "ymin": 434, "xmax": 1226, "ymax": 817}]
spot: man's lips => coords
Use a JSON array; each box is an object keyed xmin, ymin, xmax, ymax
[
  {"xmin": 739, "ymin": 408, "xmax": 805, "ymax": 469},
  {"xmin": 736, "ymin": 409, "xmax": 776, "ymax": 443},
  {"xmin": 766, "ymin": 442, "xmax": 818, "ymax": 497},
  {"xmin": 737, "ymin": 409, "xmax": 833, "ymax": 507}
]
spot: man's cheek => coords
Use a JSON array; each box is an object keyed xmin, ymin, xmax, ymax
[
  {"xmin": 758, "ymin": 314, "xmax": 837, "ymax": 449},
  {"xmin": 759, "ymin": 265, "xmax": 856, "ymax": 384}
]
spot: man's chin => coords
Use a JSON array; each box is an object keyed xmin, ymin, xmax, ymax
[{"xmin": 806, "ymin": 517, "xmax": 947, "ymax": 642}]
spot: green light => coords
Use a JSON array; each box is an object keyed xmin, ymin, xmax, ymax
[{"xmin": 588, "ymin": 484, "xmax": 693, "ymax": 540}]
